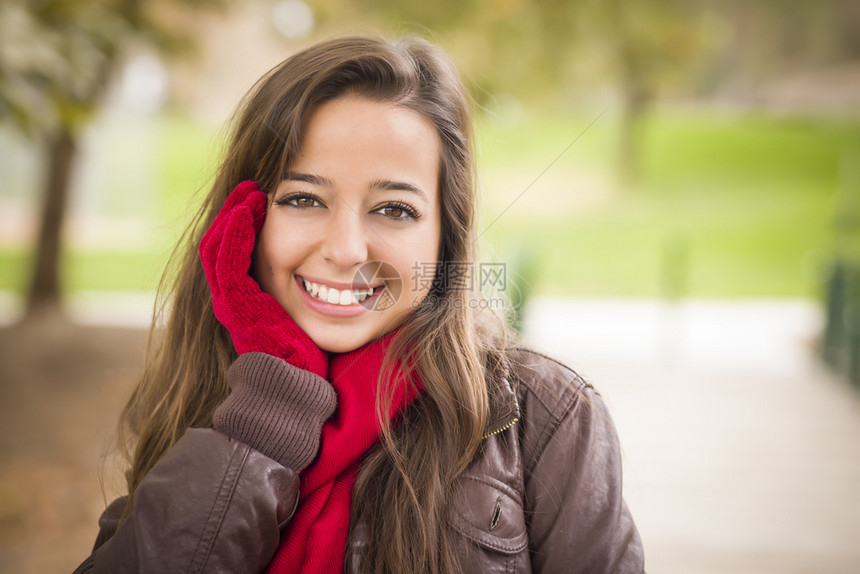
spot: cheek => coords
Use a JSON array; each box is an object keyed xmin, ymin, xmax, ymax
[
  {"xmin": 388, "ymin": 231, "xmax": 441, "ymax": 299},
  {"xmin": 253, "ymin": 219, "xmax": 303, "ymax": 290}
]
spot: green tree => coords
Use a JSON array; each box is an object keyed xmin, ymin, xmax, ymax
[
  {"xmin": 329, "ymin": 0, "xmax": 710, "ymax": 183},
  {"xmin": 587, "ymin": 0, "xmax": 709, "ymax": 183},
  {"xmin": 0, "ymin": 0, "xmax": 223, "ymax": 320}
]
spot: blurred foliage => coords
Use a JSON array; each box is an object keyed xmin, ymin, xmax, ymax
[
  {"xmin": 313, "ymin": 0, "xmax": 858, "ymax": 181},
  {"xmin": 311, "ymin": 0, "xmax": 859, "ymax": 104},
  {"xmin": 0, "ymin": 0, "xmax": 227, "ymax": 137},
  {"xmin": 315, "ymin": 0, "xmax": 711, "ymax": 105},
  {"xmin": 504, "ymin": 243, "xmax": 541, "ymax": 333},
  {"xmin": 0, "ymin": 0, "xmax": 227, "ymax": 316},
  {"xmin": 821, "ymin": 259, "xmax": 860, "ymax": 390}
]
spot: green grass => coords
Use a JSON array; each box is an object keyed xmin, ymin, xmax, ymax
[
  {"xmin": 476, "ymin": 108, "xmax": 858, "ymax": 298},
  {"xmin": 1, "ymin": 249, "xmax": 173, "ymax": 294},
  {"xmin": 1, "ymin": 107, "xmax": 857, "ymax": 298},
  {"xmin": 482, "ymin": 184, "xmax": 833, "ymax": 297}
]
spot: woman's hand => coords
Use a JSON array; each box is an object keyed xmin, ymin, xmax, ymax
[{"xmin": 199, "ymin": 180, "xmax": 328, "ymax": 378}]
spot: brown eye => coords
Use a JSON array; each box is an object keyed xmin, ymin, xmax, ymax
[
  {"xmin": 275, "ymin": 193, "xmax": 323, "ymax": 208},
  {"xmin": 374, "ymin": 201, "xmax": 419, "ymax": 221},
  {"xmin": 294, "ymin": 197, "xmax": 318, "ymax": 208}
]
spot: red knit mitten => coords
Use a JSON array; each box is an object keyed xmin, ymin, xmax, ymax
[{"xmin": 199, "ymin": 181, "xmax": 328, "ymax": 378}]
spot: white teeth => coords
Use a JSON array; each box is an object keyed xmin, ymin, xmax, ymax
[
  {"xmin": 302, "ymin": 280, "xmax": 376, "ymax": 306},
  {"xmin": 326, "ymin": 288, "xmax": 340, "ymax": 304}
]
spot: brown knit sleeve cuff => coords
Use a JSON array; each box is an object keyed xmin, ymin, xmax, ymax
[{"xmin": 213, "ymin": 353, "xmax": 336, "ymax": 471}]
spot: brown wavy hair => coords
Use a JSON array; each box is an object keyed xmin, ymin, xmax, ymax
[{"xmin": 119, "ymin": 36, "xmax": 511, "ymax": 573}]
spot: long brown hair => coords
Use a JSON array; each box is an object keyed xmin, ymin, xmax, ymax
[{"xmin": 120, "ymin": 36, "xmax": 511, "ymax": 573}]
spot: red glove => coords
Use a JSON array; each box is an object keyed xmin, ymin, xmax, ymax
[{"xmin": 199, "ymin": 180, "xmax": 328, "ymax": 378}]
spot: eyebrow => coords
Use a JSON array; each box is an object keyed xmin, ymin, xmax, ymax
[
  {"xmin": 368, "ymin": 178, "xmax": 428, "ymax": 201},
  {"xmin": 282, "ymin": 172, "xmax": 332, "ymax": 187},
  {"xmin": 282, "ymin": 172, "xmax": 428, "ymax": 201}
]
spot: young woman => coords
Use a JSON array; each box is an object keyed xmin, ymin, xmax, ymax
[{"xmin": 75, "ymin": 36, "xmax": 644, "ymax": 573}]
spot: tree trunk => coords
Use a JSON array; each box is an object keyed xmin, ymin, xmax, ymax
[
  {"xmin": 618, "ymin": 82, "xmax": 648, "ymax": 186},
  {"xmin": 24, "ymin": 127, "xmax": 78, "ymax": 319},
  {"xmin": 616, "ymin": 40, "xmax": 652, "ymax": 187}
]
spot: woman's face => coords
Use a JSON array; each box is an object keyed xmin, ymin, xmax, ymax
[{"xmin": 253, "ymin": 96, "xmax": 442, "ymax": 353}]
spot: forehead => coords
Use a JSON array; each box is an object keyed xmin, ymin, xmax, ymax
[
  {"xmin": 298, "ymin": 97, "xmax": 439, "ymax": 161},
  {"xmin": 289, "ymin": 96, "xmax": 442, "ymax": 194}
]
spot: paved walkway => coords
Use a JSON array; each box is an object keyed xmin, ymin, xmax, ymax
[{"xmin": 523, "ymin": 297, "xmax": 860, "ymax": 574}]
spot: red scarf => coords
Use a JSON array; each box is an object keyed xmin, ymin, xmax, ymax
[{"xmin": 265, "ymin": 331, "xmax": 421, "ymax": 573}]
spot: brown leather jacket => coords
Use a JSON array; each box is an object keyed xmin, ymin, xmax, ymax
[{"xmin": 74, "ymin": 348, "xmax": 644, "ymax": 573}]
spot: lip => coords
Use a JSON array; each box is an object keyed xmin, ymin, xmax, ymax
[{"xmin": 295, "ymin": 275, "xmax": 381, "ymax": 318}]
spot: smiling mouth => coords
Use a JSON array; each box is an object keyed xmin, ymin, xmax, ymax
[{"xmin": 301, "ymin": 279, "xmax": 378, "ymax": 306}]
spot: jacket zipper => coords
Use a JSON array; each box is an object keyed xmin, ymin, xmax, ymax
[{"xmin": 482, "ymin": 417, "xmax": 518, "ymax": 440}]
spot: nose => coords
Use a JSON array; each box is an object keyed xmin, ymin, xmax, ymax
[{"xmin": 319, "ymin": 203, "xmax": 369, "ymax": 270}]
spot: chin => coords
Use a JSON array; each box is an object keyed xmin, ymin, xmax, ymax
[
  {"xmin": 305, "ymin": 326, "xmax": 375, "ymax": 354},
  {"xmin": 297, "ymin": 312, "xmax": 411, "ymax": 355},
  {"xmin": 316, "ymin": 338, "xmax": 362, "ymax": 354}
]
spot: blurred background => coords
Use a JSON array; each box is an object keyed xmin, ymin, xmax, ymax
[{"xmin": 1, "ymin": 0, "xmax": 859, "ymax": 572}]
